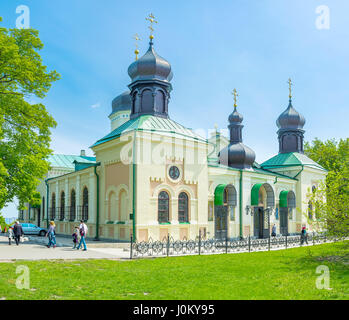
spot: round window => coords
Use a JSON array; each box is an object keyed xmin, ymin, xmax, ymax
[{"xmin": 169, "ymin": 166, "xmax": 180, "ymax": 180}]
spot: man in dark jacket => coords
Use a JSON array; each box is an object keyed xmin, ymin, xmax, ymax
[{"xmin": 13, "ymin": 221, "xmax": 24, "ymax": 246}]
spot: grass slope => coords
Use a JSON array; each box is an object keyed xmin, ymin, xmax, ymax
[{"xmin": 0, "ymin": 241, "xmax": 348, "ymax": 300}]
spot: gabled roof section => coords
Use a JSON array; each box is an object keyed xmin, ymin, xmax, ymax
[
  {"xmin": 91, "ymin": 115, "xmax": 207, "ymax": 148},
  {"xmin": 261, "ymin": 152, "xmax": 326, "ymax": 171},
  {"xmin": 48, "ymin": 154, "xmax": 96, "ymax": 170}
]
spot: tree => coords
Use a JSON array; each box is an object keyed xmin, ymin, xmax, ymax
[
  {"xmin": 304, "ymin": 138, "xmax": 349, "ymax": 238},
  {"xmin": 0, "ymin": 17, "xmax": 60, "ymax": 210}
]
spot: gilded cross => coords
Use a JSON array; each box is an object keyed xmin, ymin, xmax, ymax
[
  {"xmin": 288, "ymin": 78, "xmax": 293, "ymax": 99},
  {"xmin": 232, "ymin": 88, "xmax": 239, "ymax": 107},
  {"xmin": 146, "ymin": 13, "xmax": 158, "ymax": 40},
  {"xmin": 133, "ymin": 33, "xmax": 141, "ymax": 60}
]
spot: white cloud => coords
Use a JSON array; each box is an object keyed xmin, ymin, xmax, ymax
[{"xmin": 90, "ymin": 102, "xmax": 101, "ymax": 109}]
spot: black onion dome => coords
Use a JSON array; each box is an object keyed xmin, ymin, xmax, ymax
[
  {"xmin": 128, "ymin": 43, "xmax": 172, "ymax": 82},
  {"xmin": 219, "ymin": 143, "xmax": 256, "ymax": 169},
  {"xmin": 228, "ymin": 106, "xmax": 243, "ymax": 123},
  {"xmin": 219, "ymin": 104, "xmax": 256, "ymax": 169},
  {"xmin": 111, "ymin": 91, "xmax": 131, "ymax": 114},
  {"xmin": 276, "ymin": 100, "xmax": 305, "ymax": 129}
]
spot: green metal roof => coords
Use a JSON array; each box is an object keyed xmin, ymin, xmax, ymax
[
  {"xmin": 47, "ymin": 154, "xmax": 96, "ymax": 169},
  {"xmin": 261, "ymin": 152, "xmax": 326, "ymax": 171},
  {"xmin": 91, "ymin": 115, "xmax": 208, "ymax": 148},
  {"xmin": 208, "ymin": 163, "xmax": 296, "ymax": 180}
]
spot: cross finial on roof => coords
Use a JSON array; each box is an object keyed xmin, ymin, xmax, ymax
[
  {"xmin": 232, "ymin": 88, "xmax": 239, "ymax": 108},
  {"xmin": 133, "ymin": 33, "xmax": 141, "ymax": 60},
  {"xmin": 146, "ymin": 13, "xmax": 158, "ymax": 42},
  {"xmin": 288, "ymin": 78, "xmax": 293, "ymax": 99}
]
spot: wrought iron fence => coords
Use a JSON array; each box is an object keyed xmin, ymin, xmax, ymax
[
  {"xmin": 77, "ymin": 205, "xmax": 88, "ymax": 222},
  {"xmin": 130, "ymin": 232, "xmax": 331, "ymax": 259},
  {"xmin": 68, "ymin": 206, "xmax": 76, "ymax": 221},
  {"xmin": 57, "ymin": 206, "xmax": 65, "ymax": 221},
  {"xmin": 48, "ymin": 207, "xmax": 56, "ymax": 221}
]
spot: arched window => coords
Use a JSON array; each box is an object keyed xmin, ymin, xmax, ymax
[
  {"xmin": 178, "ymin": 192, "xmax": 189, "ymax": 223},
  {"xmin": 51, "ymin": 193, "xmax": 56, "ymax": 220},
  {"xmin": 119, "ymin": 189, "xmax": 127, "ymax": 221},
  {"xmin": 158, "ymin": 191, "xmax": 169, "ymax": 223},
  {"xmin": 60, "ymin": 191, "xmax": 65, "ymax": 221},
  {"xmin": 82, "ymin": 187, "xmax": 88, "ymax": 221},
  {"xmin": 155, "ymin": 90, "xmax": 165, "ymax": 113},
  {"xmin": 141, "ymin": 89, "xmax": 153, "ymax": 113},
  {"xmin": 108, "ymin": 191, "xmax": 116, "ymax": 221},
  {"xmin": 132, "ymin": 91, "xmax": 140, "ymax": 114},
  {"xmin": 70, "ymin": 189, "xmax": 76, "ymax": 221},
  {"xmin": 308, "ymin": 201, "xmax": 313, "ymax": 220}
]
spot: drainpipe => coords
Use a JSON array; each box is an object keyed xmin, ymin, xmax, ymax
[
  {"xmin": 45, "ymin": 179, "xmax": 49, "ymax": 228},
  {"xmin": 239, "ymin": 169, "xmax": 243, "ymax": 239},
  {"xmin": 132, "ymin": 130, "xmax": 137, "ymax": 240},
  {"xmin": 94, "ymin": 162, "xmax": 101, "ymax": 241}
]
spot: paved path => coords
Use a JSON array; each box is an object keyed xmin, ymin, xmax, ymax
[{"xmin": 0, "ymin": 235, "xmax": 130, "ymax": 261}]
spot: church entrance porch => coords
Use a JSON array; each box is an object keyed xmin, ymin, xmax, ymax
[
  {"xmin": 214, "ymin": 205, "xmax": 228, "ymax": 240},
  {"xmin": 279, "ymin": 207, "xmax": 288, "ymax": 236},
  {"xmin": 279, "ymin": 190, "xmax": 296, "ymax": 236},
  {"xmin": 250, "ymin": 183, "xmax": 275, "ymax": 239},
  {"xmin": 253, "ymin": 207, "xmax": 269, "ymax": 239},
  {"xmin": 214, "ymin": 184, "xmax": 237, "ymax": 240}
]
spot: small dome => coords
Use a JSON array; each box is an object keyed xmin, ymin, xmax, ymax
[
  {"xmin": 128, "ymin": 43, "xmax": 172, "ymax": 82},
  {"xmin": 111, "ymin": 91, "xmax": 131, "ymax": 114},
  {"xmin": 228, "ymin": 106, "xmax": 243, "ymax": 123},
  {"xmin": 219, "ymin": 143, "xmax": 256, "ymax": 169},
  {"xmin": 277, "ymin": 100, "xmax": 305, "ymax": 129}
]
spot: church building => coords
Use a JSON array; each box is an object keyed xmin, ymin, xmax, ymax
[{"xmin": 19, "ymin": 20, "xmax": 327, "ymax": 242}]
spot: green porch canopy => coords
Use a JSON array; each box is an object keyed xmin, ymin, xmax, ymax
[
  {"xmin": 279, "ymin": 190, "xmax": 296, "ymax": 208},
  {"xmin": 251, "ymin": 183, "xmax": 262, "ymax": 206},
  {"xmin": 251, "ymin": 183, "xmax": 275, "ymax": 207},
  {"xmin": 214, "ymin": 184, "xmax": 227, "ymax": 206}
]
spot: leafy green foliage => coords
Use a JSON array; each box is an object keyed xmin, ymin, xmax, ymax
[
  {"xmin": 305, "ymin": 138, "xmax": 349, "ymax": 237},
  {"xmin": 0, "ymin": 17, "xmax": 60, "ymax": 210}
]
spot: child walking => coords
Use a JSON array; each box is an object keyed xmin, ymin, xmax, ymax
[
  {"xmin": 8, "ymin": 226, "xmax": 14, "ymax": 245},
  {"xmin": 72, "ymin": 226, "xmax": 79, "ymax": 249}
]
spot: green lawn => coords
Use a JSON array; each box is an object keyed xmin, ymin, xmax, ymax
[{"xmin": 0, "ymin": 241, "xmax": 348, "ymax": 300}]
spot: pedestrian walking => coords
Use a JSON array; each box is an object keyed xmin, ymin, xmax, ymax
[
  {"xmin": 8, "ymin": 226, "xmax": 14, "ymax": 245},
  {"xmin": 72, "ymin": 226, "xmax": 79, "ymax": 249},
  {"xmin": 77, "ymin": 220, "xmax": 88, "ymax": 251},
  {"xmin": 300, "ymin": 226, "xmax": 308, "ymax": 245},
  {"xmin": 271, "ymin": 224, "xmax": 277, "ymax": 237},
  {"xmin": 46, "ymin": 221, "xmax": 56, "ymax": 248},
  {"xmin": 13, "ymin": 221, "xmax": 24, "ymax": 245}
]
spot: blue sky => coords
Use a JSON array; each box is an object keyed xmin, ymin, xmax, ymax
[{"xmin": 1, "ymin": 0, "xmax": 348, "ymax": 217}]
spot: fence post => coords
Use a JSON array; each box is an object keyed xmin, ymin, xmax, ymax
[
  {"xmin": 285, "ymin": 234, "xmax": 288, "ymax": 249},
  {"xmin": 313, "ymin": 232, "xmax": 315, "ymax": 246},
  {"xmin": 130, "ymin": 235, "xmax": 133, "ymax": 260},
  {"xmin": 268, "ymin": 235, "xmax": 271, "ymax": 251},
  {"xmin": 166, "ymin": 234, "xmax": 170, "ymax": 257},
  {"xmin": 248, "ymin": 235, "xmax": 251, "ymax": 253},
  {"xmin": 198, "ymin": 229, "xmax": 201, "ymax": 256}
]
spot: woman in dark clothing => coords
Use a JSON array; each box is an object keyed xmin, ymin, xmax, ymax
[{"xmin": 13, "ymin": 221, "xmax": 24, "ymax": 245}]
